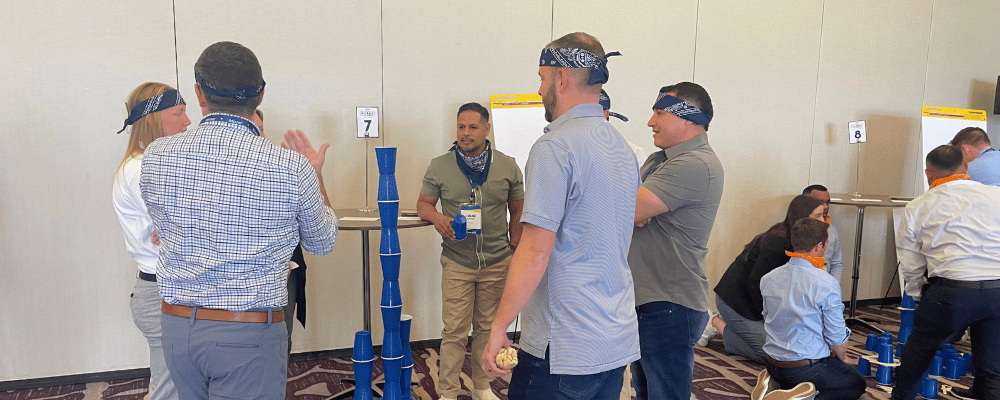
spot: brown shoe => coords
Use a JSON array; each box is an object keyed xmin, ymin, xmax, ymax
[{"xmin": 762, "ymin": 382, "xmax": 817, "ymax": 400}]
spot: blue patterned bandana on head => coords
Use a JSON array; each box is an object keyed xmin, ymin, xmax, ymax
[
  {"xmin": 539, "ymin": 48, "xmax": 622, "ymax": 85},
  {"xmin": 652, "ymin": 93, "xmax": 712, "ymax": 126},
  {"xmin": 195, "ymin": 73, "xmax": 265, "ymax": 100},
  {"xmin": 598, "ymin": 92, "xmax": 628, "ymax": 122},
  {"xmin": 117, "ymin": 89, "xmax": 185, "ymax": 134}
]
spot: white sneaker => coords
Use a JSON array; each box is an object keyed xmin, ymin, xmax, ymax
[
  {"xmin": 762, "ymin": 382, "xmax": 816, "ymax": 400},
  {"xmin": 751, "ymin": 369, "xmax": 776, "ymax": 400},
  {"xmin": 439, "ymin": 397, "xmax": 457, "ymax": 400},
  {"xmin": 472, "ymin": 388, "xmax": 501, "ymax": 400},
  {"xmin": 698, "ymin": 312, "xmax": 720, "ymax": 346}
]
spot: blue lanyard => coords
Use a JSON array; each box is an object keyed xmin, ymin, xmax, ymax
[{"xmin": 201, "ymin": 114, "xmax": 261, "ymax": 137}]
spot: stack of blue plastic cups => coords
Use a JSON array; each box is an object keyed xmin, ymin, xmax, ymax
[
  {"xmin": 876, "ymin": 334, "xmax": 895, "ymax": 385},
  {"xmin": 400, "ymin": 314, "xmax": 414, "ymax": 400},
  {"xmin": 898, "ymin": 293, "xmax": 916, "ymax": 355},
  {"xmin": 376, "ymin": 147, "xmax": 405, "ymax": 400},
  {"xmin": 351, "ymin": 331, "xmax": 375, "ymax": 400}
]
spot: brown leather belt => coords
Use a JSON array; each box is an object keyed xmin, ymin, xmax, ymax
[
  {"xmin": 162, "ymin": 302, "xmax": 283, "ymax": 323},
  {"xmin": 766, "ymin": 355, "xmax": 817, "ymax": 369}
]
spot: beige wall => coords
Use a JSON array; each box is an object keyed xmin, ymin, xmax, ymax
[{"xmin": 2, "ymin": 0, "xmax": 999, "ymax": 381}]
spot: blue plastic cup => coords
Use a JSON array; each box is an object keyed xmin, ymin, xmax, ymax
[
  {"xmin": 900, "ymin": 309, "xmax": 914, "ymax": 329},
  {"xmin": 382, "ymin": 324, "xmax": 403, "ymax": 358},
  {"xmin": 882, "ymin": 332, "xmax": 894, "ymax": 344},
  {"xmin": 920, "ymin": 376, "xmax": 938, "ymax": 399},
  {"xmin": 380, "ymin": 253, "xmax": 401, "ymax": 280},
  {"xmin": 380, "ymin": 227, "xmax": 401, "ymax": 254},
  {"xmin": 945, "ymin": 358, "xmax": 962, "ymax": 380},
  {"xmin": 452, "ymin": 215, "xmax": 467, "ymax": 240},
  {"xmin": 381, "ymin": 305, "xmax": 402, "ymax": 333},
  {"xmin": 381, "ymin": 279, "xmax": 402, "ymax": 308},
  {"xmin": 353, "ymin": 330, "xmax": 375, "ymax": 362},
  {"xmin": 943, "ymin": 343, "xmax": 954, "ymax": 352},
  {"xmin": 878, "ymin": 342, "xmax": 894, "ymax": 364},
  {"xmin": 901, "ymin": 292, "xmax": 916, "ymax": 309},
  {"xmin": 400, "ymin": 315, "xmax": 413, "ymax": 366},
  {"xmin": 375, "ymin": 147, "xmax": 397, "ymax": 175},
  {"xmin": 876, "ymin": 364, "xmax": 893, "ymax": 385},
  {"xmin": 929, "ymin": 355, "xmax": 943, "ymax": 376},
  {"xmin": 378, "ymin": 200, "xmax": 399, "ymax": 228},
  {"xmin": 400, "ymin": 314, "xmax": 413, "ymax": 400},
  {"xmin": 857, "ymin": 357, "xmax": 871, "ymax": 376},
  {"xmin": 352, "ymin": 358, "xmax": 374, "ymax": 400},
  {"xmin": 865, "ymin": 333, "xmax": 879, "ymax": 352},
  {"xmin": 378, "ymin": 174, "xmax": 399, "ymax": 201}
]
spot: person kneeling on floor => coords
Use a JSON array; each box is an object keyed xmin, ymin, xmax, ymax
[{"xmin": 756, "ymin": 217, "xmax": 867, "ymax": 400}]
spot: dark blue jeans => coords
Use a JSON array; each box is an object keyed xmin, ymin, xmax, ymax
[
  {"xmin": 508, "ymin": 348, "xmax": 625, "ymax": 400},
  {"xmin": 765, "ymin": 355, "xmax": 866, "ymax": 400},
  {"xmin": 891, "ymin": 283, "xmax": 1000, "ymax": 400},
  {"xmin": 632, "ymin": 301, "xmax": 709, "ymax": 400}
]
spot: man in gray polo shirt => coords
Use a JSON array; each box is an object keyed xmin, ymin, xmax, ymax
[
  {"xmin": 482, "ymin": 32, "xmax": 639, "ymax": 400},
  {"xmin": 417, "ymin": 102, "xmax": 524, "ymax": 400},
  {"xmin": 628, "ymin": 82, "xmax": 724, "ymax": 400}
]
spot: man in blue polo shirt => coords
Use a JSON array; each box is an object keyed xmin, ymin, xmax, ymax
[
  {"xmin": 482, "ymin": 32, "xmax": 639, "ymax": 400},
  {"xmin": 951, "ymin": 127, "xmax": 1000, "ymax": 186}
]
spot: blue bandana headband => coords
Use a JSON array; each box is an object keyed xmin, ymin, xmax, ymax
[
  {"xmin": 598, "ymin": 92, "xmax": 628, "ymax": 122},
  {"xmin": 652, "ymin": 93, "xmax": 712, "ymax": 126},
  {"xmin": 117, "ymin": 89, "xmax": 185, "ymax": 134},
  {"xmin": 539, "ymin": 48, "xmax": 622, "ymax": 85},
  {"xmin": 195, "ymin": 73, "xmax": 265, "ymax": 100}
]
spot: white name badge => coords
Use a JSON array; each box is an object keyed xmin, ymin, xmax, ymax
[{"xmin": 460, "ymin": 203, "xmax": 482, "ymax": 235}]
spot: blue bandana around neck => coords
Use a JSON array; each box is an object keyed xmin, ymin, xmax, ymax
[
  {"xmin": 598, "ymin": 92, "xmax": 628, "ymax": 122},
  {"xmin": 652, "ymin": 93, "xmax": 712, "ymax": 126},
  {"xmin": 539, "ymin": 48, "xmax": 622, "ymax": 85},
  {"xmin": 450, "ymin": 140, "xmax": 492, "ymax": 193},
  {"xmin": 117, "ymin": 90, "xmax": 185, "ymax": 134},
  {"xmin": 195, "ymin": 73, "xmax": 265, "ymax": 100}
]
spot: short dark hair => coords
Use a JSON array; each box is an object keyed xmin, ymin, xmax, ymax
[
  {"xmin": 791, "ymin": 218, "xmax": 829, "ymax": 253},
  {"xmin": 951, "ymin": 126, "xmax": 991, "ymax": 147},
  {"xmin": 660, "ymin": 82, "xmax": 713, "ymax": 130},
  {"xmin": 926, "ymin": 144, "xmax": 964, "ymax": 173},
  {"xmin": 545, "ymin": 32, "xmax": 606, "ymax": 93},
  {"xmin": 457, "ymin": 102, "xmax": 489, "ymax": 123},
  {"xmin": 194, "ymin": 41, "xmax": 264, "ymax": 116},
  {"xmin": 802, "ymin": 184, "xmax": 828, "ymax": 195}
]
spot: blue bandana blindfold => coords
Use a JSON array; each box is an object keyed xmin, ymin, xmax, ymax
[
  {"xmin": 598, "ymin": 92, "xmax": 628, "ymax": 122},
  {"xmin": 539, "ymin": 48, "xmax": 622, "ymax": 85},
  {"xmin": 195, "ymin": 73, "xmax": 265, "ymax": 101},
  {"xmin": 117, "ymin": 89, "xmax": 186, "ymax": 134},
  {"xmin": 652, "ymin": 93, "xmax": 712, "ymax": 126}
]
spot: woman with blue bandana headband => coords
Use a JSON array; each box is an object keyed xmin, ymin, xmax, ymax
[{"xmin": 112, "ymin": 82, "xmax": 189, "ymax": 400}]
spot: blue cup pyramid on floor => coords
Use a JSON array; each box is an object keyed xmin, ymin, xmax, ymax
[{"xmin": 351, "ymin": 331, "xmax": 375, "ymax": 400}]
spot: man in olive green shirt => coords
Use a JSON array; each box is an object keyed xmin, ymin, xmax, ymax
[{"xmin": 417, "ymin": 102, "xmax": 524, "ymax": 400}]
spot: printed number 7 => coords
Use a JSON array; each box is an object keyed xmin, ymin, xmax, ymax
[{"xmin": 364, "ymin": 119, "xmax": 372, "ymax": 132}]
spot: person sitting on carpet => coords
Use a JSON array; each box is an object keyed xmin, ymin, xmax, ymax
[
  {"xmin": 757, "ymin": 218, "xmax": 866, "ymax": 400},
  {"xmin": 700, "ymin": 195, "xmax": 825, "ymax": 364}
]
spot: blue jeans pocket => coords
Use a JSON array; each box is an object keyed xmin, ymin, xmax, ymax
[{"xmin": 557, "ymin": 373, "xmax": 603, "ymax": 398}]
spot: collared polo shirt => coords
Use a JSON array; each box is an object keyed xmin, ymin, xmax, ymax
[{"xmin": 519, "ymin": 103, "xmax": 640, "ymax": 375}]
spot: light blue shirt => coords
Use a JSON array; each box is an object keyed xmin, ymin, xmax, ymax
[
  {"xmin": 761, "ymin": 257, "xmax": 850, "ymax": 361},
  {"xmin": 825, "ymin": 223, "xmax": 843, "ymax": 283},
  {"xmin": 519, "ymin": 103, "xmax": 640, "ymax": 374},
  {"xmin": 969, "ymin": 147, "xmax": 1000, "ymax": 187}
]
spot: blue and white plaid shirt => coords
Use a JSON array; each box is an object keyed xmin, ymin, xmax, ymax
[{"xmin": 141, "ymin": 114, "xmax": 338, "ymax": 311}]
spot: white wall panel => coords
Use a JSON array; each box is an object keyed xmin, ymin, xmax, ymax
[
  {"xmin": 0, "ymin": 0, "xmax": 176, "ymax": 381},
  {"xmin": 810, "ymin": 1, "xmax": 933, "ymax": 298},
  {"xmin": 692, "ymin": 0, "xmax": 824, "ymax": 287}
]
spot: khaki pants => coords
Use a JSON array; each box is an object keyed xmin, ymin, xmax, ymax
[{"xmin": 438, "ymin": 255, "xmax": 510, "ymax": 398}]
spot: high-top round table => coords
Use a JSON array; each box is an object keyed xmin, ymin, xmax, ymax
[
  {"xmin": 829, "ymin": 193, "xmax": 911, "ymax": 334},
  {"xmin": 335, "ymin": 208, "xmax": 431, "ymax": 331}
]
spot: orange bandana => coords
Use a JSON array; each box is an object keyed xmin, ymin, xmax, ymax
[
  {"xmin": 930, "ymin": 173, "xmax": 971, "ymax": 189},
  {"xmin": 786, "ymin": 250, "xmax": 825, "ymax": 269}
]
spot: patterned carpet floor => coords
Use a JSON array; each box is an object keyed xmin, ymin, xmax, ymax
[{"xmin": 1, "ymin": 305, "xmax": 974, "ymax": 400}]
